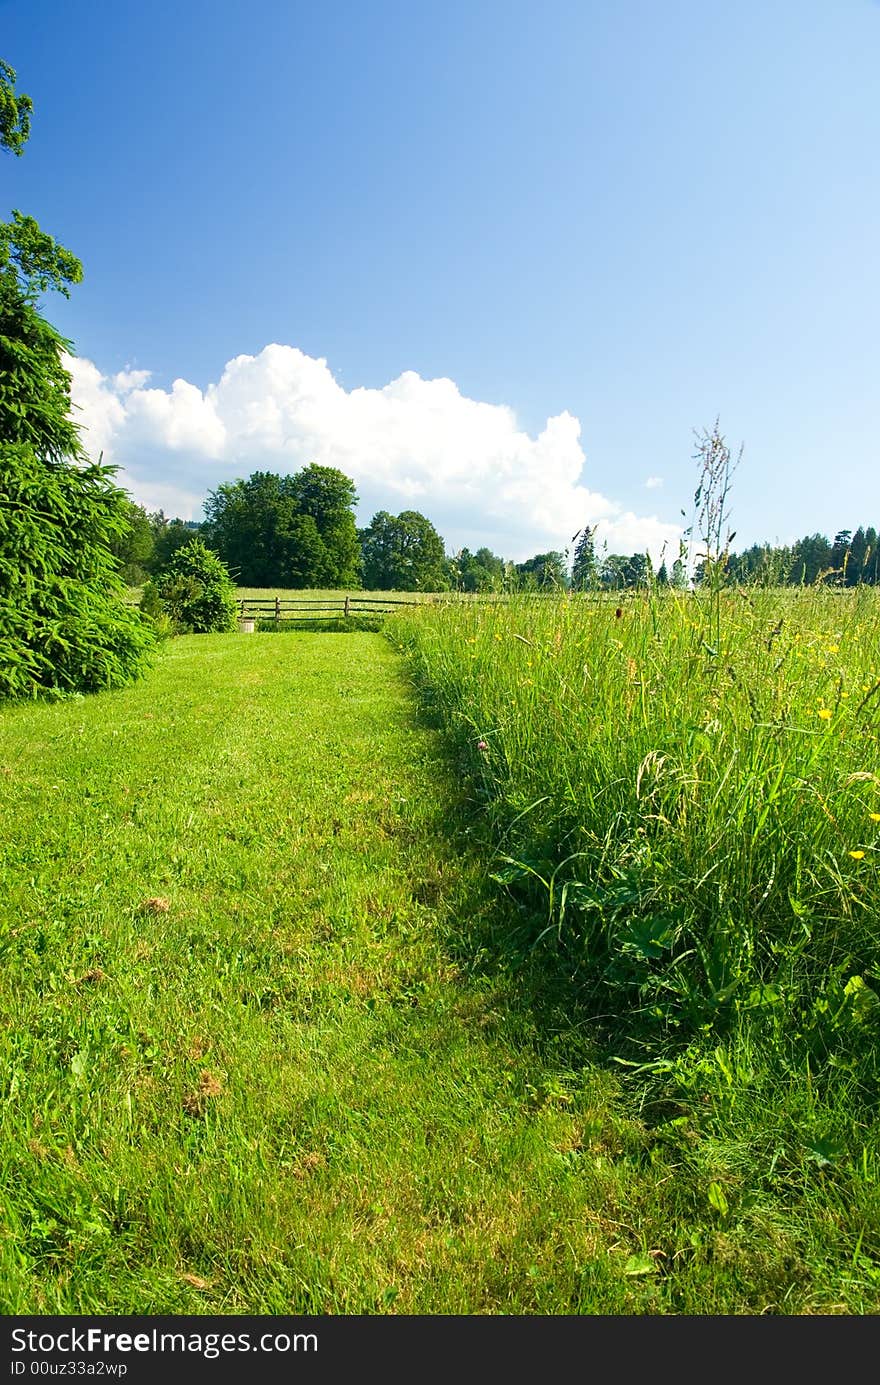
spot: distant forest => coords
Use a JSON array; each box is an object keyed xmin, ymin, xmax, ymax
[{"xmin": 715, "ymin": 528, "xmax": 880, "ymax": 588}]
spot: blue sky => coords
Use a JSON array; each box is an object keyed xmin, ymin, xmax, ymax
[{"xmin": 3, "ymin": 0, "xmax": 879, "ymax": 563}]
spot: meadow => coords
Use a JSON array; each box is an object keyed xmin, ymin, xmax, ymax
[
  {"xmin": 1, "ymin": 584, "xmax": 879, "ymax": 1313},
  {"xmin": 387, "ymin": 581, "xmax": 880, "ymax": 1307}
]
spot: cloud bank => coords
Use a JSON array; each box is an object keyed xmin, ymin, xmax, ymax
[{"xmin": 68, "ymin": 344, "xmax": 681, "ymax": 565}]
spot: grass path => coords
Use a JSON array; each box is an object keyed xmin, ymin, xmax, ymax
[
  {"xmin": 1, "ymin": 632, "xmax": 869, "ymax": 1313},
  {"xmin": 0, "ymin": 633, "xmax": 634, "ymax": 1314}
]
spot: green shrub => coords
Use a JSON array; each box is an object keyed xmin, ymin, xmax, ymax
[{"xmin": 148, "ymin": 539, "xmax": 237, "ymax": 634}]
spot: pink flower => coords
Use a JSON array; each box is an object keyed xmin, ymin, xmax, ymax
[{"xmin": 477, "ymin": 740, "xmax": 489, "ymax": 751}]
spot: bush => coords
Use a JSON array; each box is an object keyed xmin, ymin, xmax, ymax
[
  {"xmin": 146, "ymin": 539, "xmax": 238, "ymax": 634},
  {"xmin": 139, "ymin": 579, "xmax": 163, "ymax": 621}
]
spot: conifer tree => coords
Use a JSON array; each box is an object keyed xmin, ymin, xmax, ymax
[
  {"xmin": 0, "ymin": 60, "xmax": 154, "ymax": 698},
  {"xmin": 570, "ymin": 526, "xmax": 597, "ymax": 589}
]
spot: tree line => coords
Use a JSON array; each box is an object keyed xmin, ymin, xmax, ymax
[
  {"xmin": 112, "ymin": 472, "xmax": 579, "ymax": 593},
  {"xmin": 572, "ymin": 525, "xmax": 880, "ymax": 592},
  {"xmin": 113, "ymin": 491, "xmax": 880, "ymax": 595},
  {"xmin": 719, "ymin": 529, "xmax": 880, "ymax": 587}
]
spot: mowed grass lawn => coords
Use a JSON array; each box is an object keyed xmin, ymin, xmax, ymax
[{"xmin": 1, "ymin": 631, "xmax": 659, "ymax": 1315}]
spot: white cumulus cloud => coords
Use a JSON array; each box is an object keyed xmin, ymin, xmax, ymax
[
  {"xmin": 67, "ymin": 344, "xmax": 681, "ymax": 565},
  {"xmin": 112, "ymin": 368, "xmax": 152, "ymax": 393},
  {"xmin": 645, "ymin": 475, "xmax": 664, "ymax": 489}
]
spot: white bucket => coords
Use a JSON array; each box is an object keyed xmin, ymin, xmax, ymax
[{"xmin": 238, "ymin": 617, "xmax": 256, "ymax": 634}]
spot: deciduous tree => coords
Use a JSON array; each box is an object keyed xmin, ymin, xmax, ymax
[
  {"xmin": 203, "ymin": 466, "xmax": 360, "ymax": 588},
  {"xmin": 360, "ymin": 510, "xmax": 448, "ymax": 591},
  {"xmin": 149, "ymin": 512, "xmax": 203, "ymax": 572},
  {"xmin": 109, "ymin": 500, "xmax": 155, "ymax": 585},
  {"xmin": 515, "ymin": 551, "xmax": 568, "ymax": 590}
]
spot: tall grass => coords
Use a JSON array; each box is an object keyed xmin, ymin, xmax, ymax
[
  {"xmin": 388, "ymin": 583, "xmax": 880, "ymax": 1298},
  {"xmin": 387, "ymin": 585, "xmax": 880, "ymax": 1139}
]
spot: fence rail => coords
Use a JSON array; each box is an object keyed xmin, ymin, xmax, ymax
[
  {"xmin": 235, "ymin": 590, "xmax": 629, "ymax": 625},
  {"xmin": 238, "ymin": 595, "xmax": 423, "ymax": 623}
]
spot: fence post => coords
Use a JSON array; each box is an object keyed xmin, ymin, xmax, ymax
[
  {"xmin": 344, "ymin": 595, "xmax": 350, "ymax": 617},
  {"xmin": 275, "ymin": 596, "xmax": 280, "ymax": 628}
]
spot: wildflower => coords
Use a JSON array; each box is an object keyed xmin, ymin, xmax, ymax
[
  {"xmin": 827, "ymin": 645, "xmax": 839, "ymax": 654},
  {"xmin": 817, "ymin": 708, "xmax": 832, "ymax": 720},
  {"xmin": 849, "ymin": 850, "xmax": 866, "ymax": 860},
  {"xmin": 477, "ymin": 740, "xmax": 489, "ymax": 752},
  {"xmin": 870, "ymin": 813, "xmax": 880, "ymax": 823}
]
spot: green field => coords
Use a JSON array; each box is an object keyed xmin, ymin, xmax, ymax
[{"xmin": 2, "ymin": 590, "xmax": 880, "ymax": 1313}]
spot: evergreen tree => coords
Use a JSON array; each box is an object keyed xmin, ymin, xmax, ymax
[
  {"xmin": 789, "ymin": 533, "xmax": 832, "ymax": 585},
  {"xmin": 144, "ymin": 538, "xmax": 237, "ymax": 634},
  {"xmin": 847, "ymin": 526, "xmax": 868, "ymax": 586},
  {"xmin": 830, "ymin": 530, "xmax": 852, "ymax": 583},
  {"xmin": 570, "ymin": 526, "xmax": 597, "ymax": 589},
  {"xmin": 864, "ymin": 527, "xmax": 879, "ymax": 585},
  {"xmin": 0, "ymin": 59, "xmax": 154, "ymax": 698},
  {"xmin": 671, "ymin": 557, "xmax": 688, "ymax": 589}
]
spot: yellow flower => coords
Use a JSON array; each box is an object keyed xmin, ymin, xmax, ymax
[
  {"xmin": 817, "ymin": 708, "xmax": 832, "ymax": 720},
  {"xmin": 870, "ymin": 813, "xmax": 880, "ymax": 823},
  {"xmin": 827, "ymin": 645, "xmax": 839, "ymax": 654},
  {"xmin": 849, "ymin": 850, "xmax": 866, "ymax": 860}
]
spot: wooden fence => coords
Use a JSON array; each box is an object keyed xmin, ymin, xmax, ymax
[
  {"xmin": 237, "ymin": 595, "xmax": 423, "ymax": 624},
  {"xmin": 235, "ymin": 590, "xmax": 623, "ymax": 626}
]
